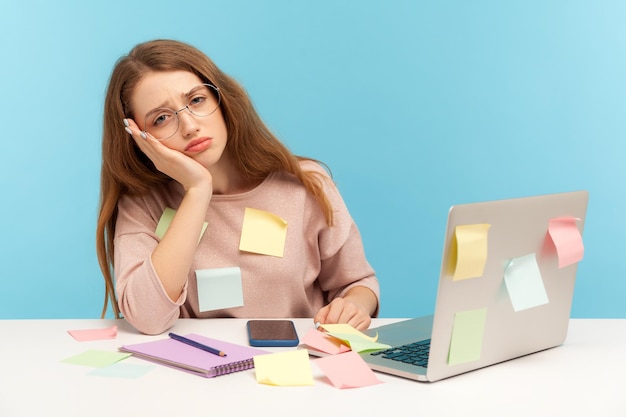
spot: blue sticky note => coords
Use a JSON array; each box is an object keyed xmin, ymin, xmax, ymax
[
  {"xmin": 195, "ymin": 267, "xmax": 244, "ymax": 312},
  {"xmin": 504, "ymin": 253, "xmax": 549, "ymax": 312}
]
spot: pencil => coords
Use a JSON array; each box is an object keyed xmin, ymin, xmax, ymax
[{"xmin": 168, "ymin": 333, "xmax": 227, "ymax": 357}]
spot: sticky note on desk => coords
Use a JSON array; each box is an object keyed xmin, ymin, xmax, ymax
[
  {"xmin": 318, "ymin": 324, "xmax": 391, "ymax": 353},
  {"xmin": 300, "ymin": 328, "xmax": 351, "ymax": 355},
  {"xmin": 548, "ymin": 217, "xmax": 584, "ymax": 268},
  {"xmin": 448, "ymin": 307, "xmax": 487, "ymax": 366},
  {"xmin": 239, "ymin": 208, "xmax": 288, "ymax": 257},
  {"xmin": 61, "ymin": 350, "xmax": 131, "ymax": 368},
  {"xmin": 452, "ymin": 224, "xmax": 490, "ymax": 280},
  {"xmin": 504, "ymin": 253, "xmax": 549, "ymax": 312},
  {"xmin": 253, "ymin": 350, "xmax": 314, "ymax": 386},
  {"xmin": 67, "ymin": 325, "xmax": 118, "ymax": 342},
  {"xmin": 314, "ymin": 351, "xmax": 383, "ymax": 389}
]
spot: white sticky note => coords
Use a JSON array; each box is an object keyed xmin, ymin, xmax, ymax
[
  {"xmin": 195, "ymin": 267, "xmax": 244, "ymax": 312},
  {"xmin": 504, "ymin": 253, "xmax": 549, "ymax": 312}
]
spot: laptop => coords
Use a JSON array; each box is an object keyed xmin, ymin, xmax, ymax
[{"xmin": 360, "ymin": 190, "xmax": 589, "ymax": 382}]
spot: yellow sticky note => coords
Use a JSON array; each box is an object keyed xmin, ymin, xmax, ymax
[
  {"xmin": 155, "ymin": 207, "xmax": 208, "ymax": 243},
  {"xmin": 253, "ymin": 350, "xmax": 314, "ymax": 386},
  {"xmin": 448, "ymin": 308, "xmax": 488, "ymax": 366},
  {"xmin": 318, "ymin": 324, "xmax": 391, "ymax": 353},
  {"xmin": 239, "ymin": 208, "xmax": 288, "ymax": 257},
  {"xmin": 452, "ymin": 224, "xmax": 490, "ymax": 280}
]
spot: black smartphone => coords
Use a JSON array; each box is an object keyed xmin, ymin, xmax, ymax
[{"xmin": 246, "ymin": 319, "xmax": 299, "ymax": 347}]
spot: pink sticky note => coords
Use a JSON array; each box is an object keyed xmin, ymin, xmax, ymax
[
  {"xmin": 300, "ymin": 328, "xmax": 351, "ymax": 355},
  {"xmin": 548, "ymin": 217, "xmax": 584, "ymax": 268},
  {"xmin": 314, "ymin": 351, "xmax": 383, "ymax": 389},
  {"xmin": 68, "ymin": 325, "xmax": 118, "ymax": 342}
]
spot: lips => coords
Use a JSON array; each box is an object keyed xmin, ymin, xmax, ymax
[{"xmin": 184, "ymin": 137, "xmax": 212, "ymax": 153}]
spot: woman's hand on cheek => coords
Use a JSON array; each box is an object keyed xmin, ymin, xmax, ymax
[
  {"xmin": 123, "ymin": 118, "xmax": 212, "ymax": 192},
  {"xmin": 313, "ymin": 297, "xmax": 372, "ymax": 331}
]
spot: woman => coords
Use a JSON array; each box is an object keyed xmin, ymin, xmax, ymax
[{"xmin": 97, "ymin": 39, "xmax": 379, "ymax": 335}]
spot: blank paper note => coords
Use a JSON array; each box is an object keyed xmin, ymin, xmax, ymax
[
  {"xmin": 548, "ymin": 217, "xmax": 584, "ymax": 268},
  {"xmin": 448, "ymin": 308, "xmax": 487, "ymax": 366},
  {"xmin": 239, "ymin": 208, "xmax": 288, "ymax": 257},
  {"xmin": 314, "ymin": 351, "xmax": 383, "ymax": 389},
  {"xmin": 155, "ymin": 207, "xmax": 208, "ymax": 242},
  {"xmin": 453, "ymin": 224, "xmax": 491, "ymax": 281},
  {"xmin": 253, "ymin": 350, "xmax": 314, "ymax": 386},
  {"xmin": 88, "ymin": 362, "xmax": 155, "ymax": 379},
  {"xmin": 195, "ymin": 267, "xmax": 244, "ymax": 312},
  {"xmin": 504, "ymin": 253, "xmax": 549, "ymax": 312}
]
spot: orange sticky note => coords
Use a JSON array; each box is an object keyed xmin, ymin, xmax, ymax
[
  {"xmin": 548, "ymin": 217, "xmax": 584, "ymax": 268},
  {"xmin": 314, "ymin": 351, "xmax": 383, "ymax": 389}
]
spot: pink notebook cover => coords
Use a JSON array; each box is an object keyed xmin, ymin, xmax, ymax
[{"xmin": 120, "ymin": 333, "xmax": 269, "ymax": 378}]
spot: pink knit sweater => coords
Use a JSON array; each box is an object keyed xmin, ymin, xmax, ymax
[{"xmin": 114, "ymin": 161, "xmax": 379, "ymax": 334}]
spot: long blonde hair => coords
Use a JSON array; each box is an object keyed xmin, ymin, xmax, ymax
[{"xmin": 97, "ymin": 39, "xmax": 333, "ymax": 318}]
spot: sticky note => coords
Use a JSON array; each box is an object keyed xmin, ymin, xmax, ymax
[
  {"xmin": 88, "ymin": 362, "xmax": 155, "ymax": 379},
  {"xmin": 314, "ymin": 351, "xmax": 383, "ymax": 389},
  {"xmin": 239, "ymin": 208, "xmax": 288, "ymax": 257},
  {"xmin": 67, "ymin": 325, "xmax": 118, "ymax": 342},
  {"xmin": 300, "ymin": 328, "xmax": 351, "ymax": 355},
  {"xmin": 318, "ymin": 324, "xmax": 391, "ymax": 353},
  {"xmin": 448, "ymin": 308, "xmax": 487, "ymax": 366},
  {"xmin": 453, "ymin": 224, "xmax": 491, "ymax": 280},
  {"xmin": 504, "ymin": 253, "xmax": 549, "ymax": 312},
  {"xmin": 253, "ymin": 350, "xmax": 314, "ymax": 386},
  {"xmin": 61, "ymin": 350, "xmax": 131, "ymax": 368},
  {"xmin": 195, "ymin": 267, "xmax": 244, "ymax": 312},
  {"xmin": 155, "ymin": 207, "xmax": 208, "ymax": 242},
  {"xmin": 548, "ymin": 217, "xmax": 584, "ymax": 268}
]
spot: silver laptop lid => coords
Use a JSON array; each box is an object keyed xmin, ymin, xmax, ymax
[{"xmin": 426, "ymin": 190, "xmax": 588, "ymax": 381}]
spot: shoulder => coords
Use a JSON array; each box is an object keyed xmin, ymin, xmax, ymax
[{"xmin": 299, "ymin": 158, "xmax": 331, "ymax": 177}]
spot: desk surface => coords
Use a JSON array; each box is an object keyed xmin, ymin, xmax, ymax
[{"xmin": 0, "ymin": 318, "xmax": 624, "ymax": 417}]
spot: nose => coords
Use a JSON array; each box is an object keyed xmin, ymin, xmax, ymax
[{"xmin": 176, "ymin": 107, "xmax": 200, "ymax": 137}]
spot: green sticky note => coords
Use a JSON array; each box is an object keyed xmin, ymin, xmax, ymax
[
  {"xmin": 156, "ymin": 207, "xmax": 208, "ymax": 242},
  {"xmin": 88, "ymin": 362, "xmax": 155, "ymax": 378},
  {"xmin": 61, "ymin": 350, "xmax": 131, "ymax": 368},
  {"xmin": 448, "ymin": 308, "xmax": 488, "ymax": 366}
]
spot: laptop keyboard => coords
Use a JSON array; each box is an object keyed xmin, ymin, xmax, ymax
[{"xmin": 369, "ymin": 339, "xmax": 431, "ymax": 368}]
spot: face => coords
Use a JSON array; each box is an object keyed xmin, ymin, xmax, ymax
[{"xmin": 131, "ymin": 71, "xmax": 229, "ymax": 170}]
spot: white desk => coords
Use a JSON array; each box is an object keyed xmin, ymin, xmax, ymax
[{"xmin": 0, "ymin": 318, "xmax": 624, "ymax": 417}]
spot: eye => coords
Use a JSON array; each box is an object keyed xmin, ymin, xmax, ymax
[
  {"xmin": 150, "ymin": 110, "xmax": 173, "ymax": 127},
  {"xmin": 189, "ymin": 94, "xmax": 207, "ymax": 108}
]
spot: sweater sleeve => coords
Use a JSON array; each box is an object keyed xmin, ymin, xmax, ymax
[
  {"xmin": 114, "ymin": 194, "xmax": 185, "ymax": 335},
  {"xmin": 304, "ymin": 162, "xmax": 381, "ymax": 316}
]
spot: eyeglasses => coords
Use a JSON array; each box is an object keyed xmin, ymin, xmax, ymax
[{"xmin": 142, "ymin": 84, "xmax": 221, "ymax": 141}]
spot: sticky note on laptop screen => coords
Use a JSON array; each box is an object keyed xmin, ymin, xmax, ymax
[
  {"xmin": 239, "ymin": 208, "xmax": 288, "ymax": 257},
  {"xmin": 547, "ymin": 217, "xmax": 584, "ymax": 268},
  {"xmin": 448, "ymin": 307, "xmax": 488, "ymax": 366},
  {"xmin": 504, "ymin": 253, "xmax": 549, "ymax": 312},
  {"xmin": 452, "ymin": 224, "xmax": 490, "ymax": 280}
]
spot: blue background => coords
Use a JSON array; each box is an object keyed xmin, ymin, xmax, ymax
[{"xmin": 0, "ymin": 1, "xmax": 624, "ymax": 319}]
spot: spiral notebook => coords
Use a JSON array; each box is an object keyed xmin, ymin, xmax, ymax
[{"xmin": 120, "ymin": 333, "xmax": 269, "ymax": 378}]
